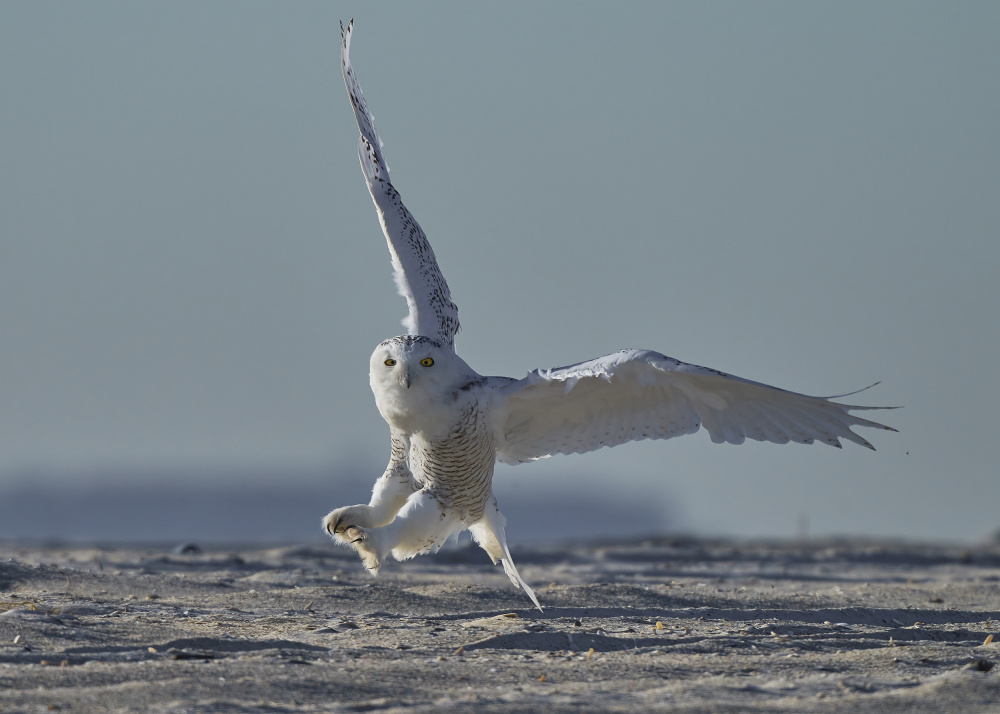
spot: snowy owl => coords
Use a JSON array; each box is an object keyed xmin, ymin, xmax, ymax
[{"xmin": 323, "ymin": 21, "xmax": 895, "ymax": 610}]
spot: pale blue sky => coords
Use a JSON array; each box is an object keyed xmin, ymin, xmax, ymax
[{"xmin": 1, "ymin": 2, "xmax": 997, "ymax": 541}]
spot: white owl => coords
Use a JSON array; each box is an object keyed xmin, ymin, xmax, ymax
[{"xmin": 323, "ymin": 21, "xmax": 895, "ymax": 610}]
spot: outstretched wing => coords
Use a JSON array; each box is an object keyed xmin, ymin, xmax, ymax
[
  {"xmin": 340, "ymin": 20, "xmax": 460, "ymax": 349},
  {"xmin": 489, "ymin": 349, "xmax": 897, "ymax": 465}
]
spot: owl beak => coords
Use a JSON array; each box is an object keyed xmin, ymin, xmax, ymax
[{"xmin": 400, "ymin": 367, "xmax": 411, "ymax": 389}]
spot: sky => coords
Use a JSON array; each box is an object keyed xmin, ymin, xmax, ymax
[{"xmin": 1, "ymin": 2, "xmax": 998, "ymax": 543}]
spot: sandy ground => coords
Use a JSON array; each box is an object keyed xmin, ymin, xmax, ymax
[{"xmin": 2, "ymin": 537, "xmax": 1000, "ymax": 712}]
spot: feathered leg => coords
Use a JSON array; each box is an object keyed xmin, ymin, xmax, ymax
[
  {"xmin": 323, "ymin": 436, "xmax": 419, "ymax": 539},
  {"xmin": 332, "ymin": 489, "xmax": 463, "ymax": 575},
  {"xmin": 469, "ymin": 497, "xmax": 542, "ymax": 611}
]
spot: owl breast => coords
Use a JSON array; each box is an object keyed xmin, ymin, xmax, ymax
[{"xmin": 408, "ymin": 399, "xmax": 497, "ymax": 523}]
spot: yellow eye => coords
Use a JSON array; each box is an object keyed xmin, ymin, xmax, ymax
[
  {"xmin": 384, "ymin": 358, "xmax": 397, "ymax": 366},
  {"xmin": 420, "ymin": 358, "xmax": 434, "ymax": 367}
]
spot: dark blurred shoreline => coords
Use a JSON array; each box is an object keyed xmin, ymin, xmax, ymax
[{"xmin": 0, "ymin": 469, "xmax": 672, "ymax": 545}]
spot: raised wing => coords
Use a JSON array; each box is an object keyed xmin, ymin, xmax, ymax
[
  {"xmin": 340, "ymin": 20, "xmax": 460, "ymax": 349},
  {"xmin": 489, "ymin": 349, "xmax": 896, "ymax": 465}
]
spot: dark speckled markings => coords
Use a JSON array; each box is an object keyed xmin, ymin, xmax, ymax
[
  {"xmin": 379, "ymin": 335, "xmax": 445, "ymax": 351},
  {"xmin": 341, "ymin": 20, "xmax": 460, "ymax": 350}
]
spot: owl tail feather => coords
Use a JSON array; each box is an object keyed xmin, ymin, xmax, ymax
[{"xmin": 470, "ymin": 500, "xmax": 542, "ymax": 611}]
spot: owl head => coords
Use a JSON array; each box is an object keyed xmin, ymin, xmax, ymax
[{"xmin": 369, "ymin": 335, "xmax": 478, "ymax": 429}]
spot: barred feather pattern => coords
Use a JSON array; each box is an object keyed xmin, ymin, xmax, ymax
[
  {"xmin": 382, "ymin": 433, "xmax": 420, "ymax": 496},
  {"xmin": 409, "ymin": 402, "xmax": 496, "ymax": 525}
]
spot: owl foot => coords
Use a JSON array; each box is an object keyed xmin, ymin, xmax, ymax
[{"xmin": 341, "ymin": 525, "xmax": 384, "ymax": 574}]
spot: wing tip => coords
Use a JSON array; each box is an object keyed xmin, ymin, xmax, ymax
[
  {"xmin": 824, "ymin": 381, "xmax": 881, "ymax": 400},
  {"xmin": 341, "ymin": 19, "xmax": 354, "ymax": 61}
]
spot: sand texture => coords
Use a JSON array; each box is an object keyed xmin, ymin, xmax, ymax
[{"xmin": 2, "ymin": 538, "xmax": 1000, "ymax": 712}]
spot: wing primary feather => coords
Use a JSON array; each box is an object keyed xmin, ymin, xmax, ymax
[
  {"xmin": 340, "ymin": 21, "xmax": 460, "ymax": 349},
  {"xmin": 491, "ymin": 349, "xmax": 897, "ymax": 463}
]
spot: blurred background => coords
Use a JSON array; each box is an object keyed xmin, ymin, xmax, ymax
[{"xmin": 1, "ymin": 2, "xmax": 997, "ymax": 546}]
